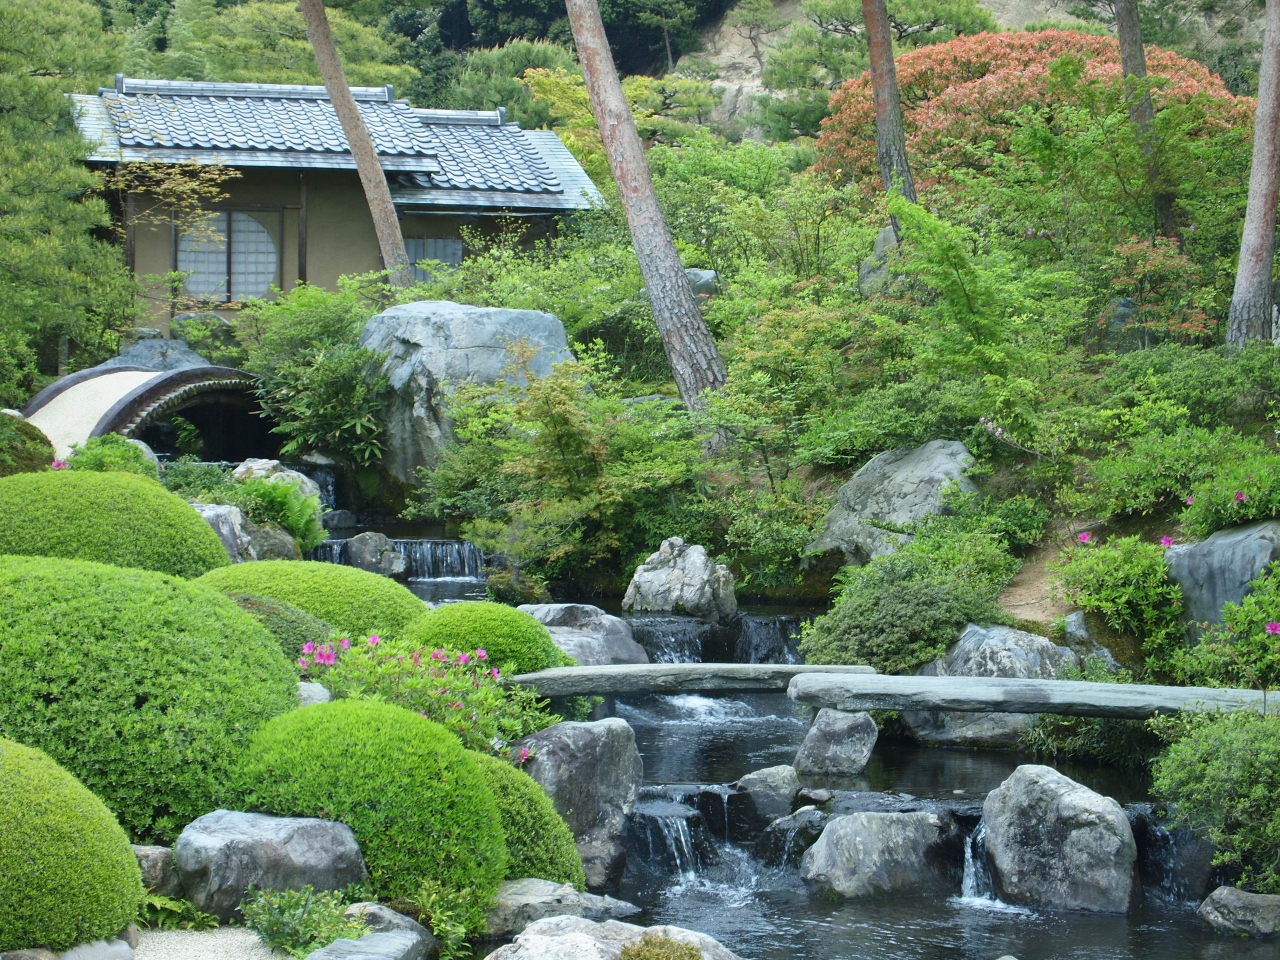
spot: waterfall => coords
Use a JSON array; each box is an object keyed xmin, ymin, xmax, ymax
[
  {"xmin": 629, "ymin": 617, "xmax": 717, "ymax": 663},
  {"xmin": 292, "ymin": 465, "xmax": 337, "ymax": 509},
  {"xmin": 309, "ymin": 539, "xmax": 347, "ymax": 565},
  {"xmin": 734, "ymin": 614, "xmax": 802, "ymax": 664},
  {"xmin": 960, "ymin": 821, "xmax": 996, "ymax": 901},
  {"xmin": 308, "ymin": 538, "xmax": 484, "ymax": 580},
  {"xmin": 629, "ymin": 800, "xmax": 714, "ymax": 877},
  {"xmin": 650, "ymin": 812, "xmax": 700, "ymax": 878}
]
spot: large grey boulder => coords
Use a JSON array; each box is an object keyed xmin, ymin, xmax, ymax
[
  {"xmin": 518, "ymin": 604, "xmax": 649, "ymax": 666},
  {"xmin": 344, "ymin": 904, "xmax": 437, "ymax": 954},
  {"xmin": 191, "ymin": 503, "xmax": 254, "ymax": 563},
  {"xmin": 360, "ymin": 301, "xmax": 573, "ymax": 483},
  {"xmin": 901, "ymin": 624, "xmax": 1079, "ymax": 747},
  {"xmin": 233, "ymin": 458, "xmax": 323, "ymax": 501},
  {"xmin": 621, "ymin": 538, "xmax": 736, "ymax": 622},
  {"xmin": 734, "ymin": 765, "xmax": 800, "ymax": 826},
  {"xmin": 800, "ymin": 812, "xmax": 961, "ymax": 897},
  {"xmin": 983, "ymin": 765, "xmax": 1136, "ymax": 914},
  {"xmin": 484, "ymin": 916, "xmax": 741, "ymax": 960},
  {"xmin": 486, "ymin": 879, "xmax": 641, "ymax": 937},
  {"xmin": 512, "ymin": 719, "xmax": 643, "ymax": 890},
  {"xmin": 1166, "ymin": 521, "xmax": 1280, "ymax": 635},
  {"xmin": 346, "ymin": 532, "xmax": 408, "ymax": 579},
  {"xmin": 1197, "ymin": 886, "xmax": 1280, "ymax": 938},
  {"xmin": 303, "ymin": 931, "xmax": 427, "ymax": 960},
  {"xmin": 793, "ymin": 709, "xmax": 878, "ymax": 778},
  {"xmin": 99, "ymin": 337, "xmax": 207, "ymax": 371},
  {"xmin": 133, "ymin": 844, "xmax": 181, "ymax": 897},
  {"xmin": 806, "ymin": 440, "xmax": 977, "ymax": 565},
  {"xmin": 174, "ymin": 810, "xmax": 368, "ymax": 922},
  {"xmin": 243, "ymin": 520, "xmax": 302, "ymax": 561}
]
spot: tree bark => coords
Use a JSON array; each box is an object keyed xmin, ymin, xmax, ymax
[
  {"xmin": 862, "ymin": 0, "xmax": 916, "ymax": 205},
  {"xmin": 564, "ymin": 0, "xmax": 728, "ymax": 410},
  {"xmin": 1113, "ymin": 0, "xmax": 1179, "ymax": 244},
  {"xmin": 1228, "ymin": 0, "xmax": 1280, "ymax": 346},
  {"xmin": 298, "ymin": 0, "xmax": 412, "ymax": 288}
]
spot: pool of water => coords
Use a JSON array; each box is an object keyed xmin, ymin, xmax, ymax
[{"xmin": 613, "ymin": 692, "xmax": 1278, "ymax": 960}]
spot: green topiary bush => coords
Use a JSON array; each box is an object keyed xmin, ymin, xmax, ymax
[
  {"xmin": 235, "ymin": 699, "xmax": 508, "ymax": 933},
  {"xmin": 0, "ymin": 415, "xmax": 53, "ymax": 478},
  {"xmin": 400, "ymin": 601, "xmax": 570, "ymax": 675},
  {"xmin": 67, "ymin": 433, "xmax": 159, "ymax": 479},
  {"xmin": 198, "ymin": 561, "xmax": 425, "ymax": 639},
  {"xmin": 0, "ymin": 471, "xmax": 230, "ymax": 578},
  {"xmin": 469, "ymin": 751, "xmax": 585, "ymax": 890},
  {"xmin": 0, "ymin": 556, "xmax": 297, "ymax": 841},
  {"xmin": 228, "ymin": 592, "xmax": 336, "ymax": 662},
  {"xmin": 0, "ymin": 738, "xmax": 144, "ymax": 951}
]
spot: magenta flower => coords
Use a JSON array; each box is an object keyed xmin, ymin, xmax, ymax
[
  {"xmin": 368, "ymin": 635, "xmax": 380, "ymax": 647},
  {"xmin": 51, "ymin": 459, "xmax": 68, "ymax": 470},
  {"xmin": 1185, "ymin": 496, "xmax": 1194, "ymax": 506},
  {"xmin": 339, "ymin": 637, "xmax": 351, "ymax": 651},
  {"xmin": 1235, "ymin": 491, "xmax": 1247, "ymax": 504},
  {"xmin": 457, "ymin": 653, "xmax": 471, "ymax": 665},
  {"xmin": 297, "ymin": 657, "xmax": 308, "ymax": 670},
  {"xmin": 302, "ymin": 641, "xmax": 315, "ymax": 655},
  {"xmin": 1267, "ymin": 623, "xmax": 1280, "ymax": 635},
  {"xmin": 476, "ymin": 649, "xmax": 487, "ymax": 661},
  {"xmin": 490, "ymin": 668, "xmax": 500, "ymax": 678},
  {"xmin": 518, "ymin": 747, "xmax": 532, "ymax": 764},
  {"xmin": 1160, "ymin": 536, "xmax": 1174, "ymax": 547},
  {"xmin": 1078, "ymin": 531, "xmax": 1091, "ymax": 544}
]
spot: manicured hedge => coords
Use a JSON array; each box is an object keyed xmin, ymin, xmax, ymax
[
  {"xmin": 470, "ymin": 751, "xmax": 585, "ymax": 890},
  {"xmin": 0, "ymin": 739, "xmax": 144, "ymax": 951},
  {"xmin": 199, "ymin": 561, "xmax": 425, "ymax": 639},
  {"xmin": 0, "ymin": 556, "xmax": 297, "ymax": 841},
  {"xmin": 229, "ymin": 592, "xmax": 335, "ymax": 662},
  {"xmin": 236, "ymin": 699, "xmax": 507, "ymax": 933},
  {"xmin": 0, "ymin": 471, "xmax": 229, "ymax": 578},
  {"xmin": 0, "ymin": 416, "xmax": 53, "ymax": 478},
  {"xmin": 400, "ymin": 601, "xmax": 570, "ymax": 675}
]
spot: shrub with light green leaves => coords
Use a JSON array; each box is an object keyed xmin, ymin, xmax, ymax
[
  {"xmin": 0, "ymin": 738, "xmax": 144, "ymax": 951},
  {"xmin": 0, "ymin": 556, "xmax": 296, "ymax": 841},
  {"xmin": 0, "ymin": 471, "xmax": 230, "ymax": 578},
  {"xmin": 469, "ymin": 751, "xmax": 585, "ymax": 889},
  {"xmin": 400, "ymin": 601, "xmax": 570, "ymax": 675},
  {"xmin": 1181, "ymin": 451, "xmax": 1280, "ymax": 538},
  {"xmin": 67, "ymin": 433, "xmax": 158, "ymax": 479},
  {"xmin": 228, "ymin": 592, "xmax": 335, "ymax": 662},
  {"xmin": 240, "ymin": 886, "xmax": 365, "ymax": 958},
  {"xmin": 199, "ymin": 560, "xmax": 425, "ymax": 639},
  {"xmin": 235, "ymin": 699, "xmax": 507, "ymax": 933}
]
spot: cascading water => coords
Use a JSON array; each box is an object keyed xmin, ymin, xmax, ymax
[
  {"xmin": 734, "ymin": 614, "xmax": 802, "ymax": 664},
  {"xmin": 629, "ymin": 801, "xmax": 713, "ymax": 878},
  {"xmin": 628, "ymin": 616, "xmax": 721, "ymax": 663},
  {"xmin": 960, "ymin": 821, "xmax": 996, "ymax": 901},
  {"xmin": 290, "ymin": 464, "xmax": 337, "ymax": 509},
  {"xmin": 309, "ymin": 537, "xmax": 484, "ymax": 579}
]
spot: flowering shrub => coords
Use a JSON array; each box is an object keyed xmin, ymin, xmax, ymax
[
  {"xmin": 66, "ymin": 433, "xmax": 158, "ymax": 479},
  {"xmin": 399, "ymin": 601, "xmax": 571, "ymax": 676},
  {"xmin": 1171, "ymin": 566, "xmax": 1280, "ymax": 699},
  {"xmin": 1180, "ymin": 452, "xmax": 1280, "ymax": 538},
  {"xmin": 311, "ymin": 637, "xmax": 558, "ymax": 756}
]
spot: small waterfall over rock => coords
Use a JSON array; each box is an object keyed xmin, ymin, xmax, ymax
[
  {"xmin": 629, "ymin": 800, "xmax": 716, "ymax": 877},
  {"xmin": 628, "ymin": 616, "xmax": 729, "ymax": 663},
  {"xmin": 627, "ymin": 613, "xmax": 803, "ymax": 665},
  {"xmin": 290, "ymin": 464, "xmax": 337, "ymax": 509},
  {"xmin": 734, "ymin": 614, "xmax": 802, "ymax": 664},
  {"xmin": 1126, "ymin": 803, "xmax": 1218, "ymax": 903},
  {"xmin": 960, "ymin": 821, "xmax": 997, "ymax": 901},
  {"xmin": 309, "ymin": 538, "xmax": 485, "ymax": 580}
]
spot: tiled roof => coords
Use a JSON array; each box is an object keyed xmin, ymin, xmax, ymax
[{"xmin": 72, "ymin": 77, "xmax": 600, "ymax": 210}]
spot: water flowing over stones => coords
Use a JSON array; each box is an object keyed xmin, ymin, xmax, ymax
[
  {"xmin": 310, "ymin": 537, "xmax": 485, "ymax": 580},
  {"xmin": 519, "ymin": 603, "xmax": 649, "ymax": 666},
  {"xmin": 734, "ymin": 765, "xmax": 800, "ymax": 828},
  {"xmin": 734, "ymin": 613, "xmax": 802, "ymax": 664},
  {"xmin": 622, "ymin": 538, "xmax": 737, "ymax": 622},
  {"xmin": 983, "ymin": 765, "xmax": 1137, "ymax": 914},
  {"xmin": 344, "ymin": 532, "xmax": 408, "ymax": 578}
]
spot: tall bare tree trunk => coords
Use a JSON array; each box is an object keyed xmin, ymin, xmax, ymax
[
  {"xmin": 298, "ymin": 0, "xmax": 412, "ymax": 288},
  {"xmin": 862, "ymin": 0, "xmax": 916, "ymax": 206},
  {"xmin": 1113, "ymin": 0, "xmax": 1180, "ymax": 245},
  {"xmin": 1228, "ymin": 0, "xmax": 1280, "ymax": 346},
  {"xmin": 564, "ymin": 0, "xmax": 727, "ymax": 410}
]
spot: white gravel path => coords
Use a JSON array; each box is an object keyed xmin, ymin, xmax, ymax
[{"xmin": 135, "ymin": 927, "xmax": 280, "ymax": 960}]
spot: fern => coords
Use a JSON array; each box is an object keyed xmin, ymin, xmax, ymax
[{"xmin": 232, "ymin": 478, "xmax": 328, "ymax": 553}]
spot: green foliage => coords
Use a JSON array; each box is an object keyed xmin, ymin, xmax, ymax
[
  {"xmin": 0, "ymin": 738, "xmax": 144, "ymax": 952},
  {"xmin": 619, "ymin": 938, "xmax": 703, "ymax": 960},
  {"xmin": 169, "ymin": 415, "xmax": 202, "ymax": 457},
  {"xmin": 160, "ymin": 457, "xmax": 237, "ymax": 500},
  {"xmin": 1180, "ymin": 451, "xmax": 1280, "ymax": 539},
  {"xmin": 449, "ymin": 40, "xmax": 578, "ymax": 128},
  {"xmin": 235, "ymin": 699, "xmax": 508, "ymax": 931},
  {"xmin": 1154, "ymin": 712, "xmax": 1280, "ymax": 893},
  {"xmin": 241, "ymin": 886, "xmax": 367, "ymax": 959},
  {"xmin": 229, "ymin": 592, "xmax": 336, "ymax": 663},
  {"xmin": 1170, "ymin": 565, "xmax": 1280, "ymax": 697},
  {"xmin": 0, "ymin": 471, "xmax": 231, "ymax": 578},
  {"xmin": 469, "ymin": 751, "xmax": 586, "ymax": 890},
  {"xmin": 0, "ymin": 556, "xmax": 296, "ymax": 841},
  {"xmin": 0, "ymin": 416, "xmax": 53, "ymax": 478},
  {"xmin": 138, "ymin": 895, "xmax": 219, "ymax": 931},
  {"xmin": 67, "ymin": 433, "xmax": 159, "ymax": 479},
  {"xmin": 1050, "ymin": 537, "xmax": 1184, "ymax": 671},
  {"xmin": 231, "ymin": 478, "xmax": 327, "ymax": 553},
  {"xmin": 400, "ymin": 602, "xmax": 569, "ymax": 675},
  {"xmin": 199, "ymin": 560, "xmax": 427, "ymax": 640}
]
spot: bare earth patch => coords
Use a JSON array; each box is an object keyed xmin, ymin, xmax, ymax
[{"xmin": 999, "ymin": 541, "xmax": 1071, "ymax": 631}]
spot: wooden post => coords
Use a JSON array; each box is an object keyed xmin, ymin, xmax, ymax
[{"xmin": 298, "ymin": 171, "xmax": 308, "ymax": 285}]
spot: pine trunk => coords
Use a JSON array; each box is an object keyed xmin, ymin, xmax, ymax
[
  {"xmin": 861, "ymin": 0, "xmax": 916, "ymax": 205},
  {"xmin": 1113, "ymin": 0, "xmax": 1180, "ymax": 244},
  {"xmin": 564, "ymin": 0, "xmax": 728, "ymax": 410},
  {"xmin": 298, "ymin": 0, "xmax": 413, "ymax": 288},
  {"xmin": 1228, "ymin": 0, "xmax": 1280, "ymax": 346}
]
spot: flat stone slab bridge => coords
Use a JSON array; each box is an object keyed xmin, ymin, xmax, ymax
[{"xmin": 511, "ymin": 665, "xmax": 1277, "ymax": 718}]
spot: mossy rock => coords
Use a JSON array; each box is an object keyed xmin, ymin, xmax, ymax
[
  {"xmin": 0, "ymin": 738, "xmax": 144, "ymax": 951},
  {"xmin": 619, "ymin": 938, "xmax": 702, "ymax": 960},
  {"xmin": 470, "ymin": 751, "xmax": 585, "ymax": 890},
  {"xmin": 228, "ymin": 592, "xmax": 336, "ymax": 662},
  {"xmin": 0, "ymin": 416, "xmax": 53, "ymax": 478},
  {"xmin": 198, "ymin": 560, "xmax": 426, "ymax": 640},
  {"xmin": 400, "ymin": 601, "xmax": 571, "ymax": 675},
  {"xmin": 0, "ymin": 555, "xmax": 297, "ymax": 841},
  {"xmin": 0, "ymin": 470, "xmax": 230, "ymax": 578}
]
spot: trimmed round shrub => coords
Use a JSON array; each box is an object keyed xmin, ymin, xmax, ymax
[
  {"xmin": 469, "ymin": 751, "xmax": 585, "ymax": 890},
  {"xmin": 0, "ymin": 556, "xmax": 297, "ymax": 841},
  {"xmin": 0, "ymin": 416, "xmax": 53, "ymax": 478},
  {"xmin": 0, "ymin": 471, "xmax": 229, "ymax": 578},
  {"xmin": 0, "ymin": 739, "xmax": 144, "ymax": 951},
  {"xmin": 67, "ymin": 433, "xmax": 158, "ymax": 479},
  {"xmin": 400, "ymin": 601, "xmax": 569, "ymax": 674},
  {"xmin": 199, "ymin": 561, "xmax": 425, "ymax": 639},
  {"xmin": 228, "ymin": 592, "xmax": 336, "ymax": 662},
  {"xmin": 236, "ymin": 699, "xmax": 508, "ymax": 932}
]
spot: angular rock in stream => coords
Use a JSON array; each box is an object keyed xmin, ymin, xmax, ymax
[
  {"xmin": 734, "ymin": 765, "xmax": 800, "ymax": 829},
  {"xmin": 486, "ymin": 879, "xmax": 640, "ymax": 937},
  {"xmin": 622, "ymin": 537, "xmax": 737, "ymax": 622},
  {"xmin": 983, "ymin": 765, "xmax": 1137, "ymax": 914},
  {"xmin": 512, "ymin": 719, "xmax": 643, "ymax": 890},
  {"xmin": 484, "ymin": 916, "xmax": 741, "ymax": 960},
  {"xmin": 345, "ymin": 532, "xmax": 408, "ymax": 578},
  {"xmin": 793, "ymin": 708, "xmax": 878, "ymax": 778},
  {"xmin": 800, "ymin": 812, "xmax": 963, "ymax": 897},
  {"xmin": 1197, "ymin": 886, "xmax": 1280, "ymax": 938},
  {"xmin": 755, "ymin": 806, "xmax": 832, "ymax": 867},
  {"xmin": 518, "ymin": 603, "xmax": 649, "ymax": 666}
]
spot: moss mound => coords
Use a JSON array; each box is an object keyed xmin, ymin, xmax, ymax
[
  {"xmin": 199, "ymin": 561, "xmax": 425, "ymax": 639},
  {"xmin": 0, "ymin": 556, "xmax": 297, "ymax": 841},
  {"xmin": 0, "ymin": 738, "xmax": 144, "ymax": 952},
  {"xmin": 228, "ymin": 592, "xmax": 335, "ymax": 662},
  {"xmin": 236, "ymin": 699, "xmax": 507, "ymax": 932},
  {"xmin": 0, "ymin": 416, "xmax": 53, "ymax": 478},
  {"xmin": 0, "ymin": 471, "xmax": 229, "ymax": 578},
  {"xmin": 401, "ymin": 601, "xmax": 569, "ymax": 674},
  {"xmin": 469, "ymin": 751, "xmax": 585, "ymax": 890},
  {"xmin": 619, "ymin": 939, "xmax": 702, "ymax": 960}
]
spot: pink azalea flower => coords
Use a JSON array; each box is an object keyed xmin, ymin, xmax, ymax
[
  {"xmin": 302, "ymin": 641, "xmax": 315, "ymax": 655},
  {"xmin": 339, "ymin": 637, "xmax": 351, "ymax": 650},
  {"xmin": 1078, "ymin": 532, "xmax": 1091, "ymax": 544},
  {"xmin": 457, "ymin": 653, "xmax": 471, "ymax": 665},
  {"xmin": 1160, "ymin": 536, "xmax": 1174, "ymax": 547},
  {"xmin": 1185, "ymin": 496, "xmax": 1194, "ymax": 506},
  {"xmin": 518, "ymin": 747, "xmax": 532, "ymax": 764},
  {"xmin": 1267, "ymin": 623, "xmax": 1280, "ymax": 635},
  {"xmin": 297, "ymin": 657, "xmax": 309, "ymax": 670},
  {"xmin": 490, "ymin": 668, "xmax": 500, "ymax": 678},
  {"xmin": 476, "ymin": 649, "xmax": 487, "ymax": 661},
  {"xmin": 51, "ymin": 459, "xmax": 68, "ymax": 470},
  {"xmin": 368, "ymin": 635, "xmax": 380, "ymax": 646},
  {"xmin": 1235, "ymin": 491, "xmax": 1247, "ymax": 503}
]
